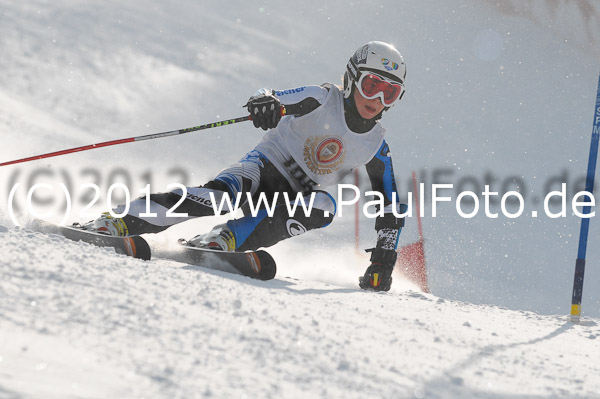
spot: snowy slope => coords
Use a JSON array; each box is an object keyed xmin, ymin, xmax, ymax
[
  {"xmin": 1, "ymin": 0, "xmax": 600, "ymax": 397},
  {"xmin": 1, "ymin": 228, "xmax": 599, "ymax": 398}
]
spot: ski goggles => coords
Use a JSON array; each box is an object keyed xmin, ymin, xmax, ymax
[{"xmin": 355, "ymin": 72, "xmax": 404, "ymax": 107}]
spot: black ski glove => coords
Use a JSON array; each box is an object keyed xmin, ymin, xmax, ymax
[
  {"xmin": 245, "ymin": 91, "xmax": 282, "ymax": 131},
  {"xmin": 359, "ymin": 246, "xmax": 398, "ymax": 292}
]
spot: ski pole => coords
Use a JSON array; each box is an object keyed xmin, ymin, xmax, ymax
[{"xmin": 0, "ymin": 115, "xmax": 252, "ymax": 167}]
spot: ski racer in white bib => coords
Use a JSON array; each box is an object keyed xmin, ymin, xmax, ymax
[{"xmin": 87, "ymin": 41, "xmax": 408, "ymax": 291}]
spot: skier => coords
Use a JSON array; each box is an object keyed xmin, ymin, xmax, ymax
[{"xmin": 87, "ymin": 41, "xmax": 407, "ymax": 291}]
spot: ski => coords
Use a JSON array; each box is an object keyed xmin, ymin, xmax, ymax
[
  {"xmin": 30, "ymin": 220, "xmax": 152, "ymax": 260},
  {"xmin": 29, "ymin": 220, "xmax": 276, "ymax": 280},
  {"xmin": 31, "ymin": 220, "xmax": 277, "ymax": 280},
  {"xmin": 170, "ymin": 241, "xmax": 277, "ymax": 281}
]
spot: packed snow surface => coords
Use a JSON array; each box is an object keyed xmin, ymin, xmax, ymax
[{"xmin": 1, "ymin": 228, "xmax": 599, "ymax": 398}]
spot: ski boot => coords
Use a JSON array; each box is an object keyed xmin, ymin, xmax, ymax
[
  {"xmin": 80, "ymin": 212, "xmax": 129, "ymax": 236},
  {"xmin": 185, "ymin": 224, "xmax": 236, "ymax": 252}
]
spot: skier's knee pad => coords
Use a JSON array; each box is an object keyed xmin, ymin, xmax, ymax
[
  {"xmin": 279, "ymin": 190, "xmax": 335, "ymax": 233},
  {"xmin": 229, "ymin": 190, "xmax": 336, "ymax": 251}
]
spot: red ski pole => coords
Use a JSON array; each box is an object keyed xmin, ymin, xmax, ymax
[{"xmin": 0, "ymin": 115, "xmax": 252, "ymax": 167}]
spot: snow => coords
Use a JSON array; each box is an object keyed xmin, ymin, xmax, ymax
[
  {"xmin": 1, "ymin": 0, "xmax": 600, "ymax": 397},
  {"xmin": 1, "ymin": 228, "xmax": 599, "ymax": 398}
]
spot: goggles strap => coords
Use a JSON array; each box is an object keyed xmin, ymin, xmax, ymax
[{"xmin": 347, "ymin": 59, "xmax": 360, "ymax": 82}]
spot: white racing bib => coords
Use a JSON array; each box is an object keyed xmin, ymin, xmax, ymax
[{"xmin": 256, "ymin": 85, "xmax": 385, "ymax": 189}]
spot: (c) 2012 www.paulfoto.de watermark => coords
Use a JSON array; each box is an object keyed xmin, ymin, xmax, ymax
[{"xmin": 3, "ymin": 182, "xmax": 596, "ymax": 226}]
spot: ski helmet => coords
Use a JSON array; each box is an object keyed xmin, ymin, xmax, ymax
[{"xmin": 343, "ymin": 41, "xmax": 406, "ymax": 107}]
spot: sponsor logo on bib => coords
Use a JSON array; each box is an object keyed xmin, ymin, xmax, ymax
[
  {"xmin": 304, "ymin": 136, "xmax": 346, "ymax": 175},
  {"xmin": 316, "ymin": 138, "xmax": 343, "ymax": 164}
]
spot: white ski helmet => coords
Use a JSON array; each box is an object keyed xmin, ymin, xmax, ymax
[{"xmin": 343, "ymin": 41, "xmax": 406, "ymax": 106}]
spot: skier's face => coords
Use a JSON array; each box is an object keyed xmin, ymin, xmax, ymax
[{"xmin": 353, "ymin": 88, "xmax": 385, "ymax": 119}]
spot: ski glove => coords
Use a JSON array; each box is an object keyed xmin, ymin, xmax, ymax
[
  {"xmin": 359, "ymin": 247, "xmax": 397, "ymax": 292},
  {"xmin": 246, "ymin": 91, "xmax": 282, "ymax": 131}
]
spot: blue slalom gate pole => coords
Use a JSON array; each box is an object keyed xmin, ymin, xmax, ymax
[{"xmin": 571, "ymin": 72, "xmax": 600, "ymax": 323}]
